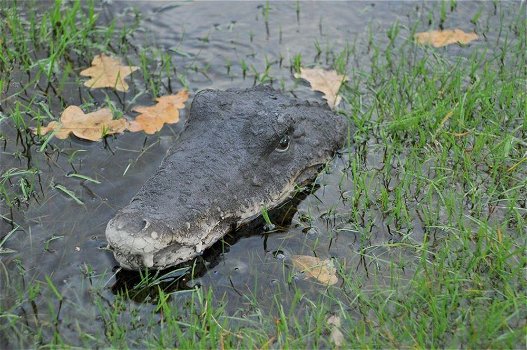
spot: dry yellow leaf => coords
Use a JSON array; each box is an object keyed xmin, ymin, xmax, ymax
[
  {"xmin": 294, "ymin": 68, "xmax": 347, "ymax": 110},
  {"xmin": 291, "ymin": 255, "xmax": 338, "ymax": 285},
  {"xmin": 128, "ymin": 90, "xmax": 189, "ymax": 134},
  {"xmin": 414, "ymin": 29, "xmax": 478, "ymax": 48},
  {"xmin": 80, "ymin": 54, "xmax": 139, "ymax": 92},
  {"xmin": 36, "ymin": 106, "xmax": 127, "ymax": 141}
]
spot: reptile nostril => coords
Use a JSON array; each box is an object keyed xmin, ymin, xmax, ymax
[{"xmin": 116, "ymin": 215, "xmax": 149, "ymax": 233}]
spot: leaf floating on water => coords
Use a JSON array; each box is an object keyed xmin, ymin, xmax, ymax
[
  {"xmin": 294, "ymin": 68, "xmax": 347, "ymax": 110},
  {"xmin": 128, "ymin": 90, "xmax": 189, "ymax": 134},
  {"xmin": 36, "ymin": 106, "xmax": 127, "ymax": 141},
  {"xmin": 414, "ymin": 29, "xmax": 478, "ymax": 48},
  {"xmin": 291, "ymin": 255, "xmax": 338, "ymax": 285},
  {"xmin": 80, "ymin": 54, "xmax": 139, "ymax": 92}
]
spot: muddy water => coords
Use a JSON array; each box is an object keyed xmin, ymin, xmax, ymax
[{"xmin": 0, "ymin": 0, "xmax": 512, "ymax": 344}]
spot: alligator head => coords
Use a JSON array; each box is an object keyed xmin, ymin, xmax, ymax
[{"xmin": 105, "ymin": 85, "xmax": 348, "ymax": 270}]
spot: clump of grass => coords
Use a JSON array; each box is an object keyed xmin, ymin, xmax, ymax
[
  {"xmin": 0, "ymin": 167, "xmax": 39, "ymax": 207},
  {"xmin": 291, "ymin": 53, "xmax": 302, "ymax": 74}
]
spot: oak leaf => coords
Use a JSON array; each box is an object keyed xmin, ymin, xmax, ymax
[
  {"xmin": 36, "ymin": 106, "xmax": 127, "ymax": 141},
  {"xmin": 291, "ymin": 255, "xmax": 338, "ymax": 285},
  {"xmin": 128, "ymin": 90, "xmax": 189, "ymax": 134},
  {"xmin": 80, "ymin": 54, "xmax": 139, "ymax": 92},
  {"xmin": 414, "ymin": 29, "xmax": 478, "ymax": 48},
  {"xmin": 294, "ymin": 68, "xmax": 347, "ymax": 110}
]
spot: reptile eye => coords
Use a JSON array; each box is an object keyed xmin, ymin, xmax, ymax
[{"xmin": 276, "ymin": 134, "xmax": 290, "ymax": 152}]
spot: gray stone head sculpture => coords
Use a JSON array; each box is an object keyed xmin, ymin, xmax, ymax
[{"xmin": 106, "ymin": 85, "xmax": 348, "ymax": 269}]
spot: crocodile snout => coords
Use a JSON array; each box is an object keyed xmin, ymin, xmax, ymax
[{"xmin": 105, "ymin": 212, "xmax": 172, "ymax": 269}]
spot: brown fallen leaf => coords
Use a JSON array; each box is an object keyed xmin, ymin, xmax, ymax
[
  {"xmin": 36, "ymin": 106, "xmax": 127, "ymax": 141},
  {"xmin": 128, "ymin": 90, "xmax": 189, "ymax": 134},
  {"xmin": 80, "ymin": 54, "xmax": 139, "ymax": 92},
  {"xmin": 414, "ymin": 29, "xmax": 478, "ymax": 48},
  {"xmin": 291, "ymin": 255, "xmax": 338, "ymax": 285},
  {"xmin": 294, "ymin": 68, "xmax": 347, "ymax": 110},
  {"xmin": 327, "ymin": 315, "xmax": 344, "ymax": 347}
]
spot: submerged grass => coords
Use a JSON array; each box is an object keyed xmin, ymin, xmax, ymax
[{"xmin": 1, "ymin": 0, "xmax": 526, "ymax": 348}]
